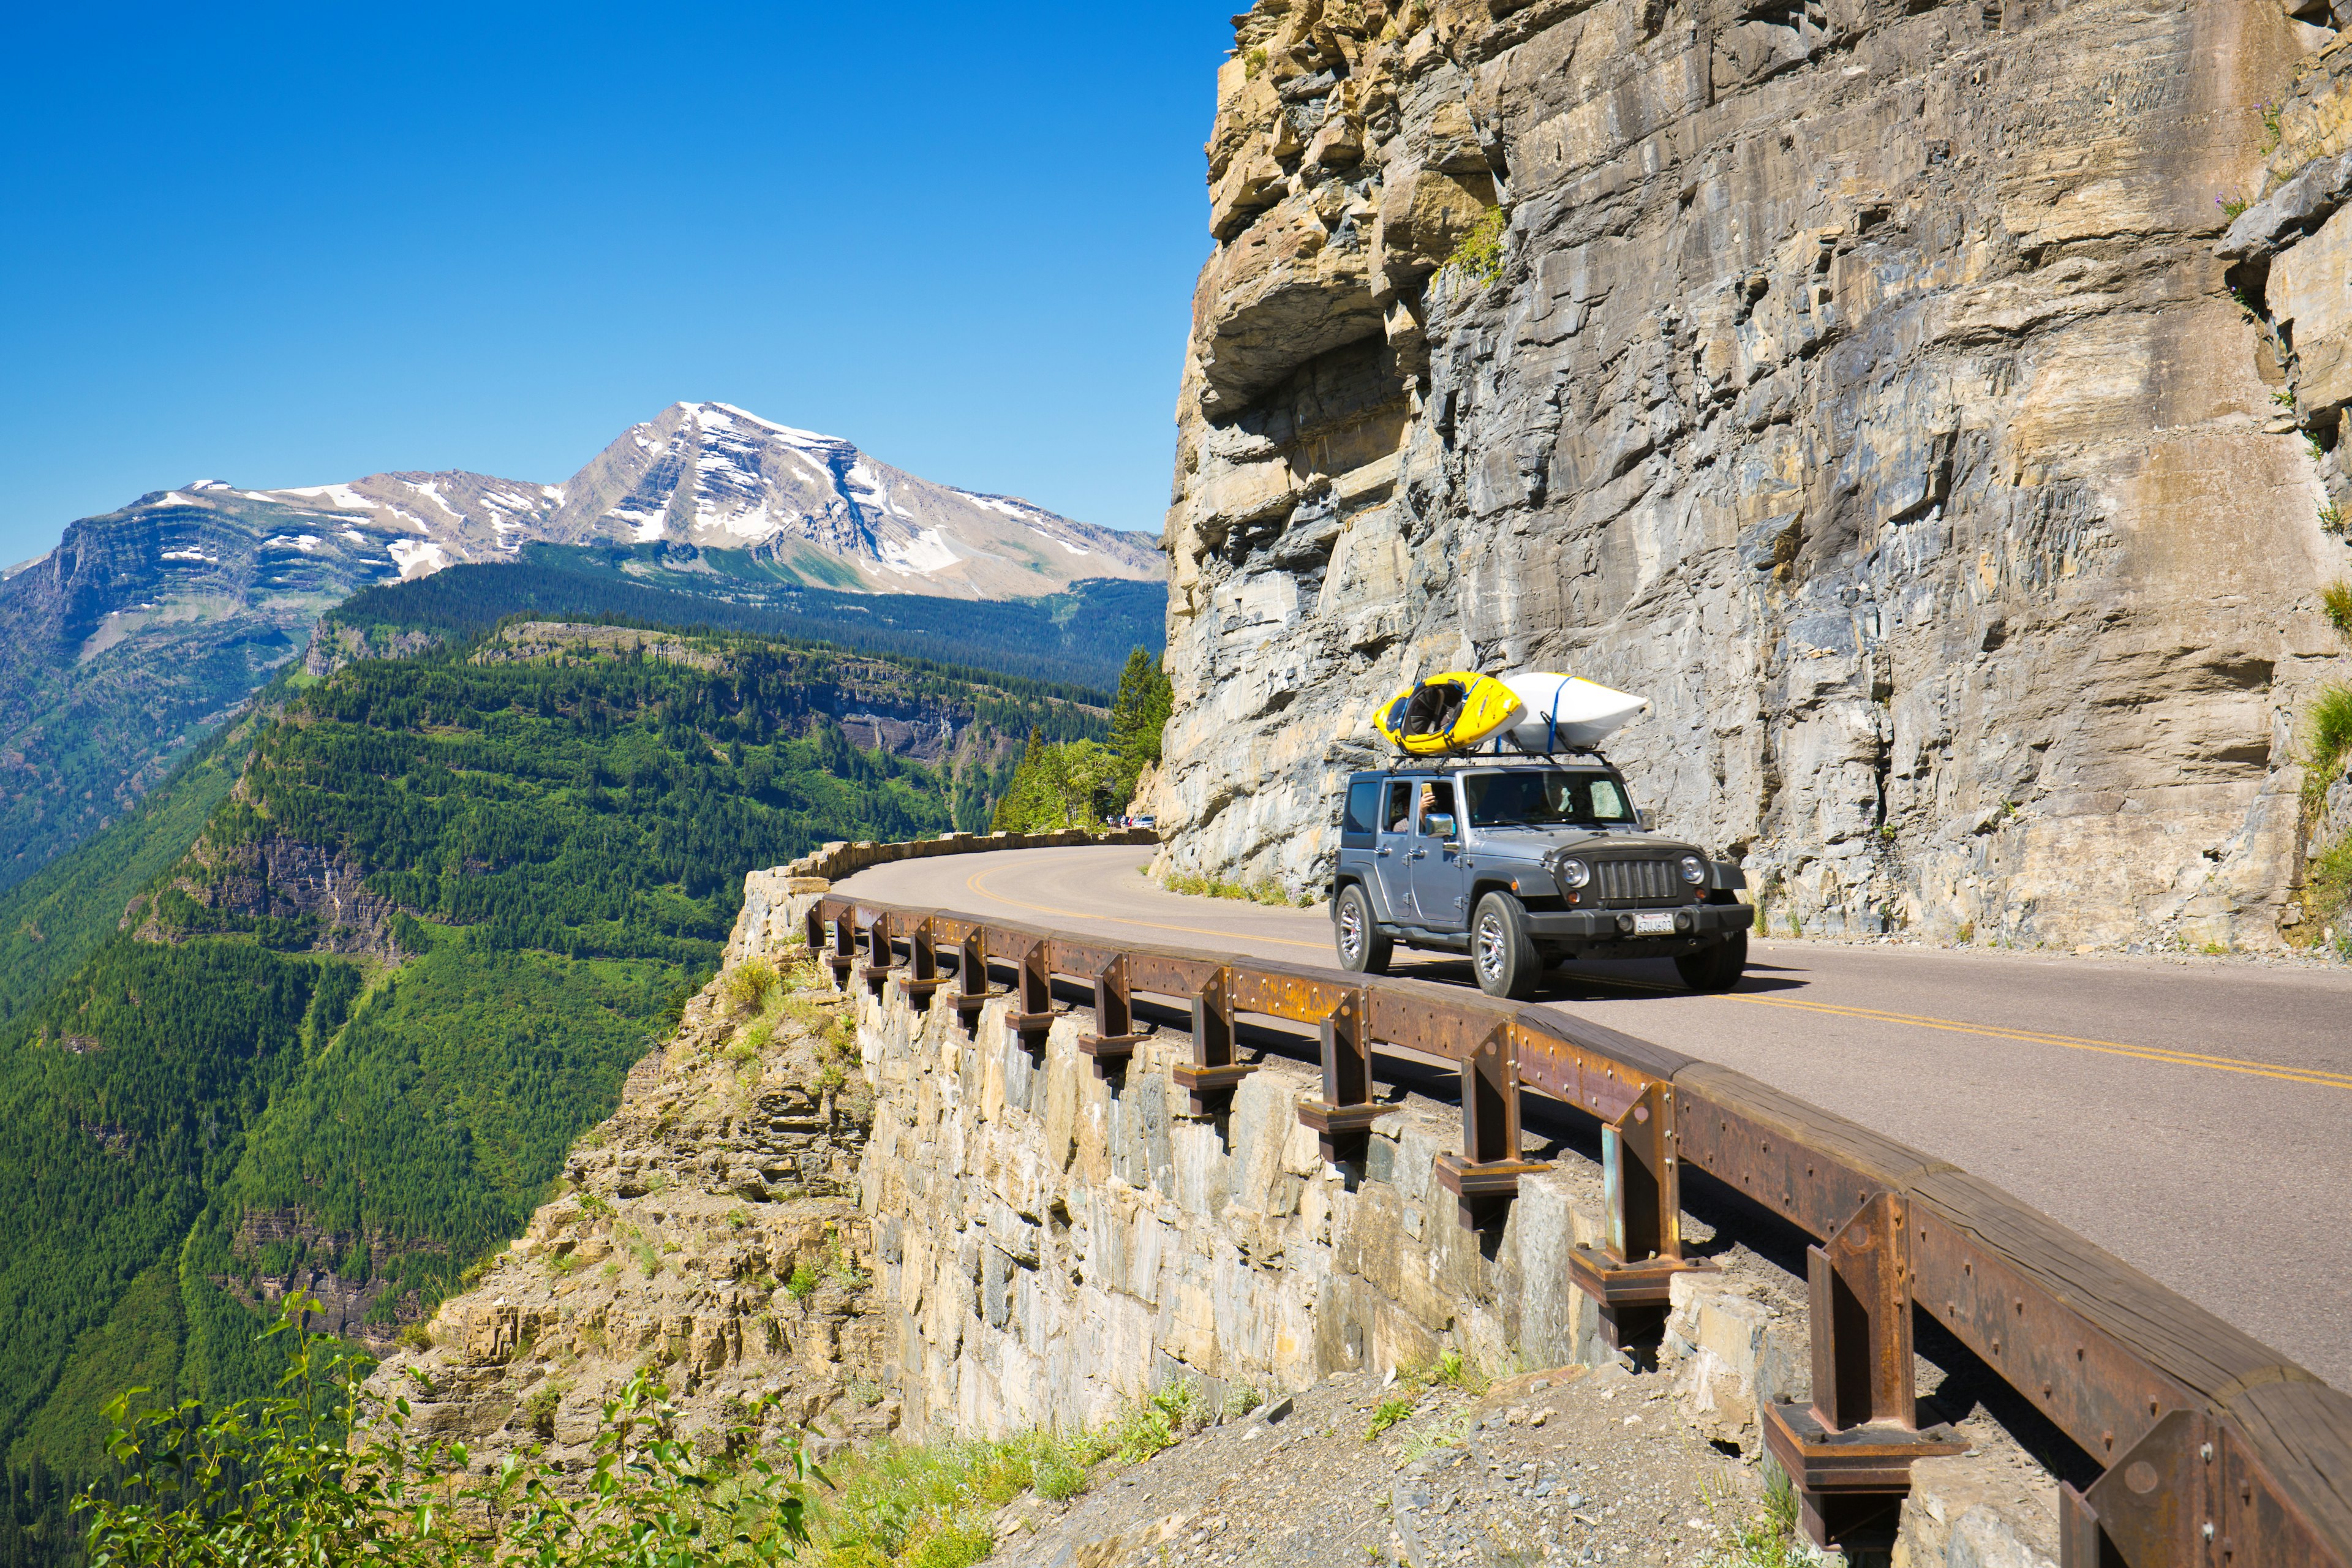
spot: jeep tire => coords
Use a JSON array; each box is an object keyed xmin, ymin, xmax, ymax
[
  {"xmin": 1333, "ymin": 883, "xmax": 1393, "ymax": 976},
  {"xmin": 1471, "ymin": 891, "xmax": 1542, "ymax": 1000},
  {"xmin": 1675, "ymin": 930, "xmax": 1747, "ymax": 993}
]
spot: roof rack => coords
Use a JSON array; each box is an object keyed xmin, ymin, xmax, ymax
[{"xmin": 1375, "ymin": 746, "xmax": 1619, "ymax": 773}]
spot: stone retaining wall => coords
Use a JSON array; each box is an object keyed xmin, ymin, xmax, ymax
[{"xmin": 728, "ymin": 859, "xmax": 2059, "ymax": 1565}]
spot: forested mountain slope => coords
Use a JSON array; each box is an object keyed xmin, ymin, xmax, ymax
[
  {"xmin": 316, "ymin": 547, "xmax": 1165, "ymax": 693},
  {"xmin": 0, "ymin": 620, "xmax": 1104, "ymax": 1491},
  {"xmin": 0, "ymin": 717, "xmax": 255, "ymax": 1028}
]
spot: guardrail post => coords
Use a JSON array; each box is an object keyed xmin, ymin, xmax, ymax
[
  {"xmin": 1297, "ymin": 987, "xmax": 1397, "ymax": 1164},
  {"xmin": 859, "ymin": 911, "xmax": 896, "ymax": 998},
  {"xmin": 895, "ymin": 918, "xmax": 948, "ymax": 1010},
  {"xmin": 1172, "ymin": 965, "xmax": 1256, "ymax": 1114},
  {"xmin": 1078, "ymin": 955, "xmax": 1146, "ymax": 1077},
  {"xmin": 1005, "ymin": 940, "xmax": 1055, "ymax": 1054},
  {"xmin": 1763, "ymin": 1193, "xmax": 1964, "ymax": 1557},
  {"xmin": 826, "ymin": 910, "xmax": 856, "ymax": 989},
  {"xmin": 2057, "ymin": 1408, "xmax": 2217, "ymax": 1568},
  {"xmin": 1568, "ymin": 1082, "xmax": 1714, "ymax": 1349},
  {"xmin": 951, "ymin": 929, "xmax": 989, "ymax": 1036},
  {"xmin": 1432, "ymin": 1025, "xmax": 1549, "ymax": 1231},
  {"xmin": 802, "ymin": 903, "xmax": 826, "ymax": 955}
]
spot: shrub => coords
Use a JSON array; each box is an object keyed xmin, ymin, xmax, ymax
[
  {"xmin": 2311, "ymin": 684, "xmax": 2352, "ymax": 785},
  {"xmin": 1443, "ymin": 206, "xmax": 1509, "ymax": 288},
  {"xmin": 723, "ymin": 957, "xmax": 780, "ymax": 1015},
  {"xmin": 74, "ymin": 1294, "xmax": 819, "ymax": 1567}
]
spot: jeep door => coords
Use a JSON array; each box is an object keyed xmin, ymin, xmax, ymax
[
  {"xmin": 1407, "ymin": 780, "xmax": 1469, "ymax": 929},
  {"xmin": 1370, "ymin": 779, "xmax": 1415, "ymax": 918}
]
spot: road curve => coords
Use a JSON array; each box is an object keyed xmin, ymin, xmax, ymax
[{"xmin": 837, "ymin": 844, "xmax": 2352, "ymax": 1392}]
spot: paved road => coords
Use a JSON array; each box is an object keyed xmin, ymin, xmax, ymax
[{"xmin": 837, "ymin": 845, "xmax": 2352, "ymax": 1392}]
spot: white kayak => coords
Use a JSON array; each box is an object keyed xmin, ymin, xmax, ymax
[{"xmin": 1490, "ymin": 673, "xmax": 1648, "ymax": 752}]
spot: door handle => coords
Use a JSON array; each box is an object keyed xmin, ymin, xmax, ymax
[
  {"xmin": 1375, "ymin": 847, "xmax": 1391, "ymax": 858},
  {"xmin": 1408, "ymin": 849, "xmax": 1427, "ymax": 861}
]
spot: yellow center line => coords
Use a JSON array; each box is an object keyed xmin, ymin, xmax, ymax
[
  {"xmin": 955, "ymin": 864, "xmax": 2348, "ymax": 1092},
  {"xmin": 1555, "ymin": 976, "xmax": 2352, "ymax": 1092}
]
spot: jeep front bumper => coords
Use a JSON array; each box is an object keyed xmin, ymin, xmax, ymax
[{"xmin": 1521, "ymin": 904, "xmax": 1756, "ymax": 940}]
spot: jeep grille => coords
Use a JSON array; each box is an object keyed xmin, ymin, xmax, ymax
[{"xmin": 1594, "ymin": 859, "xmax": 1680, "ymax": 907}]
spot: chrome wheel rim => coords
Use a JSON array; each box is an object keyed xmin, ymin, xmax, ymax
[
  {"xmin": 1475, "ymin": 913, "xmax": 1506, "ymax": 980},
  {"xmin": 1338, "ymin": 898, "xmax": 1364, "ymax": 962}
]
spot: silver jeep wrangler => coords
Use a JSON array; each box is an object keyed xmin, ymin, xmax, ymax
[{"xmin": 1329, "ymin": 761, "xmax": 1755, "ymax": 998}]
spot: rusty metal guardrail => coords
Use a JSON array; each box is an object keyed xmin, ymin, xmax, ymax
[{"xmin": 805, "ymin": 894, "xmax": 2352, "ymax": 1567}]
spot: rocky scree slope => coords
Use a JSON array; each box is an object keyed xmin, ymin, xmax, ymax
[{"xmin": 1154, "ymin": 0, "xmax": 2352, "ymax": 951}]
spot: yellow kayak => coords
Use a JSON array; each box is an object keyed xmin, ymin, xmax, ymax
[{"xmin": 1374, "ymin": 671, "xmax": 1525, "ymax": 755}]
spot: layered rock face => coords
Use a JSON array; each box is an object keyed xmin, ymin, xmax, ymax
[
  {"xmin": 1156, "ymin": 0, "xmax": 2352, "ymax": 949},
  {"xmin": 365, "ymin": 968, "xmax": 894, "ymax": 1461}
]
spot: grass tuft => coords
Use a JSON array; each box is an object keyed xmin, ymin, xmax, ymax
[
  {"xmin": 1162, "ymin": 870, "xmax": 1315, "ymax": 907},
  {"xmin": 1706, "ymin": 1468, "xmax": 1804, "ymax": 1567},
  {"xmin": 2325, "ymin": 580, "xmax": 2352, "ymax": 641}
]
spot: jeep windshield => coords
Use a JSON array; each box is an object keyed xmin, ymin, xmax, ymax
[{"xmin": 1463, "ymin": 770, "xmax": 1637, "ymax": 829}]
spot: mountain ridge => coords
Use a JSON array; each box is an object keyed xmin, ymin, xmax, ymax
[{"xmin": 0, "ymin": 402, "xmax": 1169, "ymax": 895}]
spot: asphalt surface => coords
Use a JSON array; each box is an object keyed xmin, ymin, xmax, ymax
[{"xmin": 837, "ymin": 845, "xmax": 2352, "ymax": 1393}]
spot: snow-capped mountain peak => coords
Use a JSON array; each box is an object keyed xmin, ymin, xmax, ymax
[{"xmin": 541, "ymin": 401, "xmax": 1160, "ymax": 597}]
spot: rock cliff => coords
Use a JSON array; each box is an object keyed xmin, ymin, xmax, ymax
[
  {"xmin": 1156, "ymin": 0, "xmax": 2352, "ymax": 949},
  {"xmin": 364, "ymin": 962, "xmax": 894, "ymax": 1463}
]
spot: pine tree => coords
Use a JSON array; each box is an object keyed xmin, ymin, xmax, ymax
[{"xmin": 1108, "ymin": 647, "xmax": 1172, "ymax": 810}]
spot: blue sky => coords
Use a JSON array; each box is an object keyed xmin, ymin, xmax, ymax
[{"xmin": 0, "ymin": 4, "xmax": 1232, "ymax": 564}]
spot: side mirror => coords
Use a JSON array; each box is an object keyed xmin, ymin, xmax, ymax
[
  {"xmin": 1423, "ymin": 813, "xmax": 1457, "ymax": 840},
  {"xmin": 1634, "ymin": 809, "xmax": 1649, "ymax": 831}
]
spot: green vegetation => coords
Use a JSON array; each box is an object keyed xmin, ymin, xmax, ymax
[
  {"xmin": 1107, "ymin": 646, "xmax": 1171, "ymax": 779},
  {"xmin": 989, "ymin": 647, "xmax": 1171, "ymax": 832},
  {"xmin": 1705, "ymin": 1468, "xmax": 1803, "ymax": 1568},
  {"xmin": 0, "ymin": 716, "xmax": 254, "ymax": 1028},
  {"xmin": 2261, "ymin": 99, "xmax": 2285, "ymax": 151},
  {"xmin": 1364, "ymin": 1393, "xmax": 1415, "ymax": 1441},
  {"xmin": 2309, "ymin": 684, "xmax": 2352, "ymax": 802},
  {"xmin": 2220, "ymin": 193, "xmax": 2251, "ymax": 221},
  {"xmin": 1161, "ymin": 870, "xmax": 1316, "ymax": 907},
  {"xmin": 326, "ymin": 545, "xmax": 1166, "ymax": 694},
  {"xmin": 2323, "ymin": 579, "xmax": 2352, "ymax": 640},
  {"xmin": 72, "ymin": 1296, "xmax": 819, "ymax": 1567},
  {"xmin": 2324, "ymin": 502, "xmax": 2348, "ymax": 537},
  {"xmin": 1443, "ymin": 206, "xmax": 1509, "ymax": 288},
  {"xmin": 0, "ymin": 619, "xmax": 1094, "ymax": 1519},
  {"xmin": 2294, "ymin": 684, "xmax": 2352, "ymax": 953}
]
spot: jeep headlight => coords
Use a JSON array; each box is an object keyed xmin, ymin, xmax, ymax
[
  {"xmin": 1678, "ymin": 855, "xmax": 1708, "ymax": 886},
  {"xmin": 1555, "ymin": 858, "xmax": 1591, "ymax": 890}
]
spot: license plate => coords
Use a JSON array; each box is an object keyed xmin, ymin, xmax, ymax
[{"xmin": 1632, "ymin": 911, "xmax": 1676, "ymax": 935}]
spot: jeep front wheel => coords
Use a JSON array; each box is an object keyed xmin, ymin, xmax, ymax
[
  {"xmin": 1471, "ymin": 892, "xmax": 1542, "ymax": 1000},
  {"xmin": 1675, "ymin": 930, "xmax": 1747, "ymax": 993},
  {"xmin": 1334, "ymin": 883, "xmax": 1392, "ymax": 976}
]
